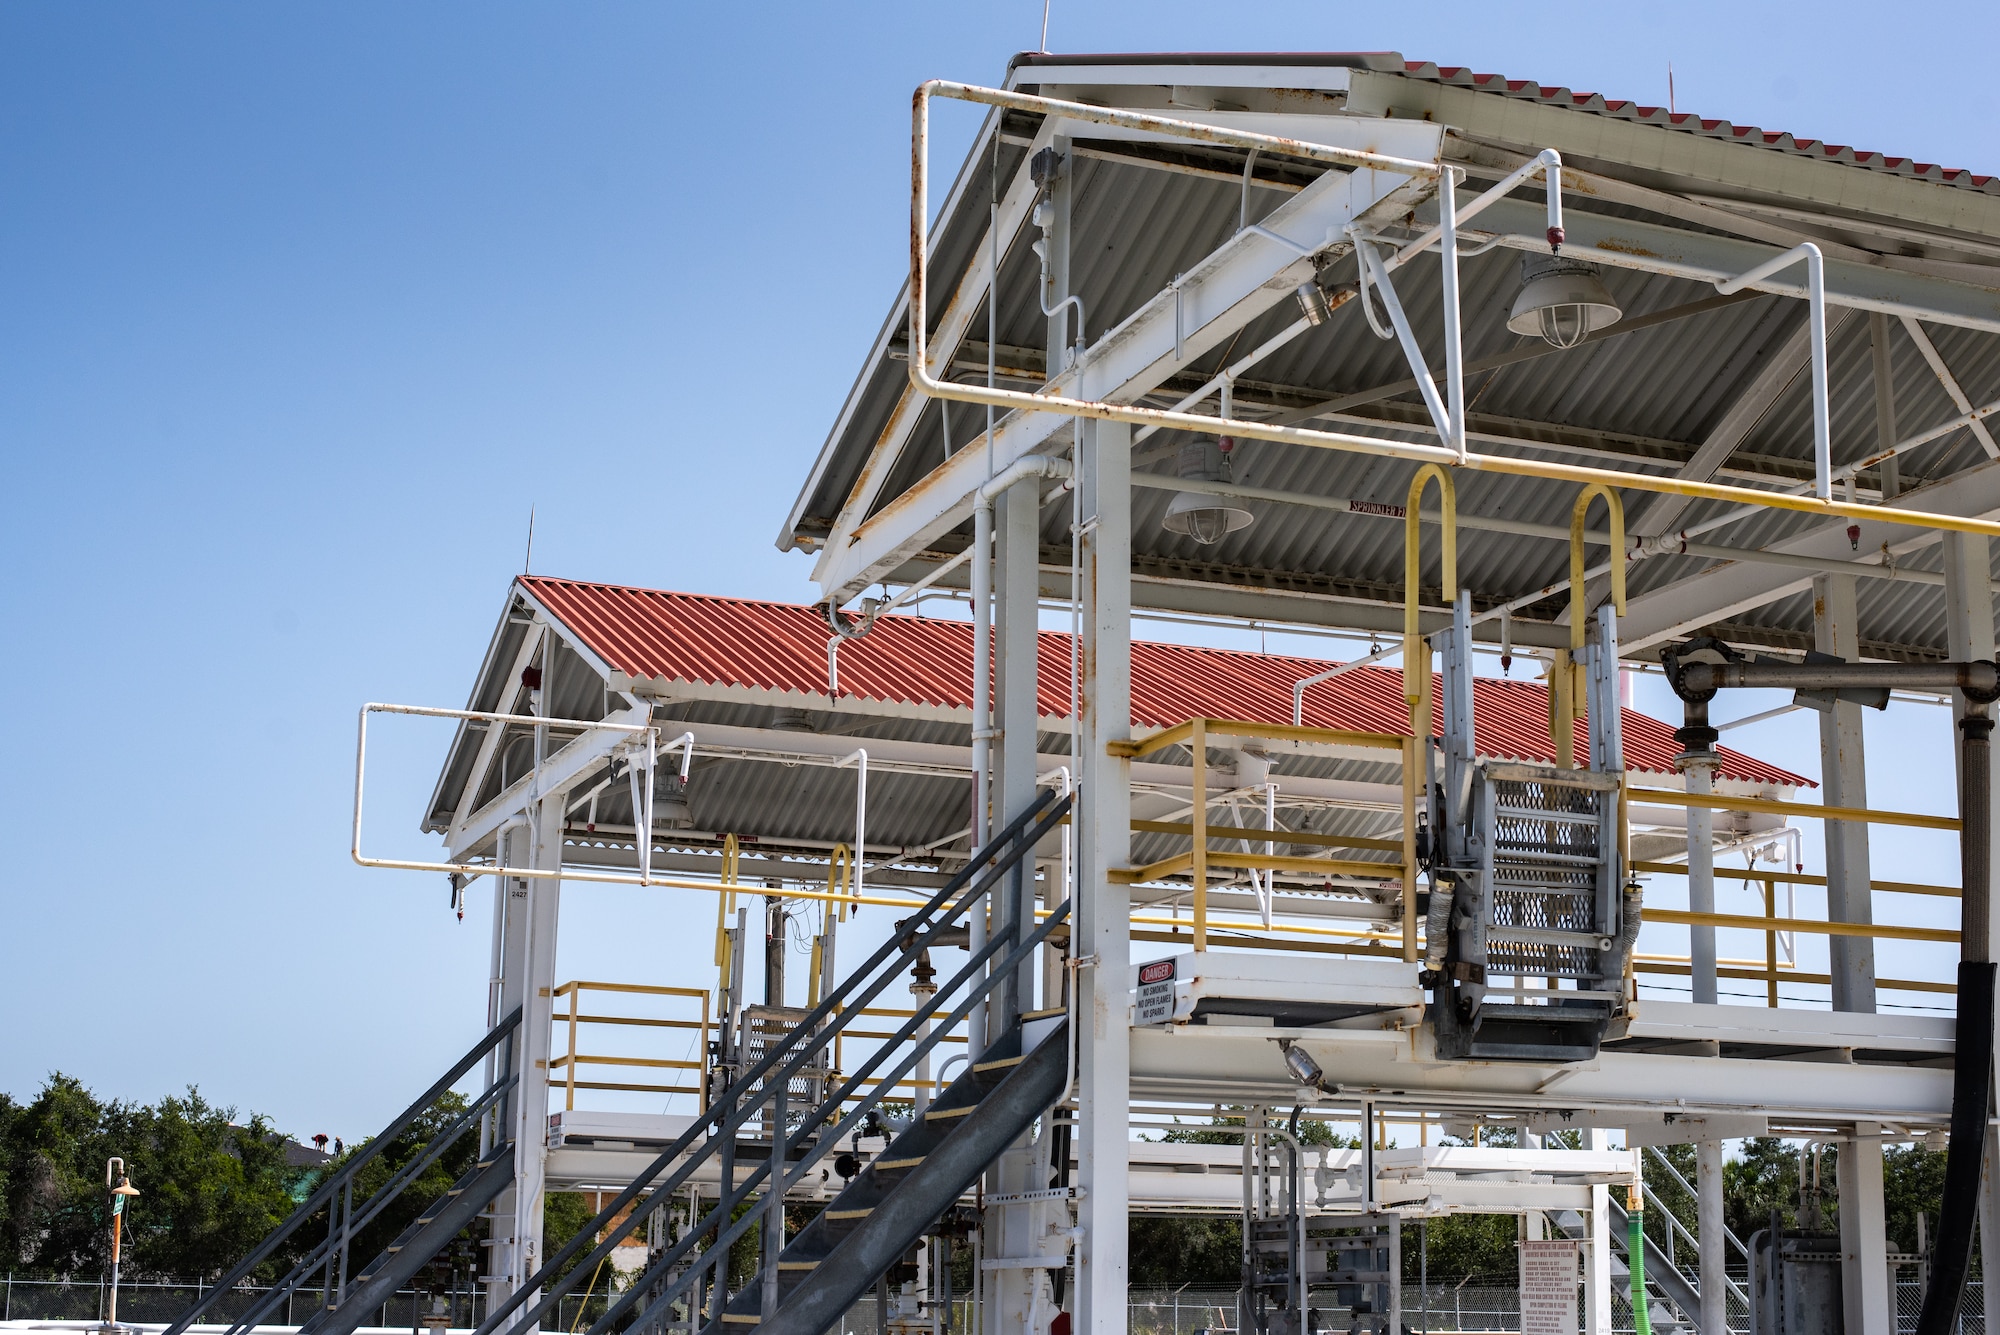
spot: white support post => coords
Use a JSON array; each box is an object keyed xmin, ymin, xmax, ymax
[
  {"xmin": 1838, "ymin": 1123, "xmax": 1891, "ymax": 1335},
  {"xmin": 486, "ymin": 800, "xmax": 561, "ymax": 1329},
  {"xmin": 1813, "ymin": 572, "xmax": 1876, "ymax": 1013},
  {"xmin": 1584, "ymin": 1128, "xmax": 1612, "ymax": 1335},
  {"xmin": 987, "ymin": 470, "xmax": 1050, "ymax": 1335},
  {"xmin": 1870, "ymin": 312, "xmax": 1900, "ymax": 500},
  {"xmin": 1695, "ymin": 1141, "xmax": 1727, "ymax": 1335},
  {"xmin": 1683, "ymin": 755, "xmax": 1720, "ymax": 1005},
  {"xmin": 485, "ymin": 825, "xmax": 531, "ymax": 1315},
  {"xmin": 1940, "ymin": 531, "xmax": 2000, "ymax": 1325},
  {"xmin": 1075, "ymin": 416, "xmax": 1132, "ymax": 1335}
]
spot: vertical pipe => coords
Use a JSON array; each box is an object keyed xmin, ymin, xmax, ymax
[
  {"xmin": 761, "ymin": 1077, "xmax": 786, "ymax": 1320},
  {"xmin": 1191, "ymin": 719, "xmax": 1208, "ymax": 952},
  {"xmin": 969, "ymin": 500, "xmax": 993, "ymax": 1060},
  {"xmin": 1437, "ymin": 168, "xmax": 1465, "ymax": 463},
  {"xmin": 1807, "ymin": 249, "xmax": 1832, "ymax": 500},
  {"xmin": 1683, "ymin": 758, "xmax": 1718, "ymax": 1005}
]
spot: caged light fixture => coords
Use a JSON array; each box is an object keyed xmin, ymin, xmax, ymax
[
  {"xmin": 1507, "ymin": 255, "xmax": 1622, "ymax": 349},
  {"xmin": 1161, "ymin": 436, "xmax": 1254, "ymax": 544}
]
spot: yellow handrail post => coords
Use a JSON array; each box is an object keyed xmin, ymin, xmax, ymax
[
  {"xmin": 566, "ymin": 983, "xmax": 580, "ymax": 1111},
  {"xmin": 1765, "ymin": 878, "xmax": 1780, "ymax": 1008},
  {"xmin": 1404, "ymin": 465, "xmax": 1457, "ymax": 739},
  {"xmin": 1559, "ymin": 484, "xmax": 1627, "ymax": 768},
  {"xmin": 715, "ymin": 833, "xmax": 741, "ymax": 990},
  {"xmin": 1401, "ymin": 734, "xmax": 1419, "ymax": 963},
  {"xmin": 1192, "ymin": 718, "xmax": 1209, "ymax": 952}
]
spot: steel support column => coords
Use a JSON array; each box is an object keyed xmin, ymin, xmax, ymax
[
  {"xmin": 487, "ymin": 802, "xmax": 561, "ymax": 1329},
  {"xmin": 1941, "ymin": 530, "xmax": 2000, "ymax": 1327},
  {"xmin": 988, "ymin": 471, "xmax": 1051, "ymax": 1335},
  {"xmin": 1682, "ymin": 754, "xmax": 1720, "ymax": 1005},
  {"xmin": 1075, "ymin": 415, "xmax": 1132, "ymax": 1335},
  {"xmin": 1584, "ymin": 1130, "xmax": 1612, "ymax": 1335},
  {"xmin": 1838, "ymin": 1123, "xmax": 1891, "ymax": 1335},
  {"xmin": 1695, "ymin": 1140, "xmax": 1726, "ymax": 1335},
  {"xmin": 1814, "ymin": 573, "xmax": 1876, "ymax": 1013}
]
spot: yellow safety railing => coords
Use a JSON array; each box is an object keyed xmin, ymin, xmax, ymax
[
  {"xmin": 1552, "ymin": 484, "xmax": 1626, "ymax": 769},
  {"xmin": 1107, "ymin": 717, "xmax": 1416, "ymax": 958},
  {"xmin": 1630, "ymin": 785, "xmax": 1963, "ymax": 1005},
  {"xmin": 1404, "ymin": 465, "xmax": 1456, "ymax": 737},
  {"xmin": 550, "ymin": 981, "xmax": 712, "ymax": 1110}
]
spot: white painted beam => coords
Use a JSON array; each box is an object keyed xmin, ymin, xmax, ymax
[{"xmin": 1618, "ymin": 458, "xmax": 2000, "ymax": 653}]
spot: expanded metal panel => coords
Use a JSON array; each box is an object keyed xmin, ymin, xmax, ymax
[{"xmin": 1483, "ymin": 777, "xmax": 1607, "ymax": 980}]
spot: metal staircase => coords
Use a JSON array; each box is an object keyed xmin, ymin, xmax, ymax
[
  {"xmin": 162, "ymin": 781, "xmax": 1073, "ymax": 1335},
  {"xmin": 482, "ymin": 786, "xmax": 1074, "ymax": 1335},
  {"xmin": 1549, "ymin": 1204, "xmax": 1700, "ymax": 1335},
  {"xmin": 160, "ymin": 1006, "xmax": 524, "ymax": 1335}
]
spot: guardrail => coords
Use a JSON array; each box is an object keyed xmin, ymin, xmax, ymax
[
  {"xmin": 552, "ymin": 981, "xmax": 711, "ymax": 1109},
  {"xmin": 1108, "ymin": 717, "xmax": 1418, "ymax": 957}
]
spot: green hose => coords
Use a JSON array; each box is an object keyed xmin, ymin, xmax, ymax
[{"xmin": 1628, "ymin": 1204, "xmax": 1652, "ymax": 1335}]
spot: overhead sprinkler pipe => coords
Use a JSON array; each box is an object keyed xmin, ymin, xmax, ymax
[
  {"xmin": 1717, "ymin": 244, "xmax": 1831, "ymax": 499},
  {"xmin": 1292, "ymin": 641, "xmax": 1401, "ymax": 727},
  {"xmin": 904, "ymin": 83, "xmax": 2000, "ymax": 548},
  {"xmin": 1387, "ymin": 148, "xmax": 1565, "ymax": 269},
  {"xmin": 823, "ymin": 546, "xmax": 978, "ymax": 695}
]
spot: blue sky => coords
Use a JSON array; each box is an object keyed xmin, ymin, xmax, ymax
[{"xmin": 5, "ymin": 1, "xmax": 1996, "ymax": 1137}]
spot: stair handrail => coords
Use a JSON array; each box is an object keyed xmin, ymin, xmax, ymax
[
  {"xmin": 474, "ymin": 791, "xmax": 1068, "ymax": 1335},
  {"xmin": 607, "ymin": 895, "xmax": 1078, "ymax": 1335},
  {"xmin": 218, "ymin": 1076, "xmax": 518, "ymax": 1334},
  {"xmin": 162, "ymin": 1005, "xmax": 524, "ymax": 1335}
]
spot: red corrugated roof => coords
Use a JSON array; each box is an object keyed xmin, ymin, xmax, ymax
[
  {"xmin": 1398, "ymin": 61, "xmax": 1997, "ymax": 193},
  {"xmin": 520, "ymin": 576, "xmax": 1808, "ymax": 787}
]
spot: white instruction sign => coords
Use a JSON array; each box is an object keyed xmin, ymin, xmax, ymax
[
  {"xmin": 1520, "ymin": 1239, "xmax": 1579, "ymax": 1335},
  {"xmin": 1134, "ymin": 957, "xmax": 1177, "ymax": 1025}
]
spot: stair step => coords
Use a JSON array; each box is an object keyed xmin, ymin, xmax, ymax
[
  {"xmin": 825, "ymin": 1208, "xmax": 873, "ymax": 1220},
  {"xmin": 778, "ymin": 1261, "xmax": 820, "ymax": 1271},
  {"xmin": 722, "ymin": 1316, "xmax": 761, "ymax": 1325},
  {"xmin": 925, "ymin": 1104, "xmax": 977, "ymax": 1121},
  {"xmin": 875, "ymin": 1157, "xmax": 925, "ymax": 1170},
  {"xmin": 973, "ymin": 1055, "xmax": 1025, "ymax": 1072}
]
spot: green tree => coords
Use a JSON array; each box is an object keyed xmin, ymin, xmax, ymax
[{"xmin": 0, "ymin": 1075, "xmax": 299, "ymax": 1281}]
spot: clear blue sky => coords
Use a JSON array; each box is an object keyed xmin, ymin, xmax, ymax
[{"xmin": 5, "ymin": 1, "xmax": 1995, "ymax": 1138}]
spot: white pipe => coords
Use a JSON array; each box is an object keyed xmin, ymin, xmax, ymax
[
  {"xmin": 1292, "ymin": 642, "xmax": 1401, "ymax": 725},
  {"xmin": 1387, "ymin": 149, "xmax": 1563, "ymax": 271},
  {"xmin": 1436, "ymin": 167, "xmax": 1467, "ymax": 462},
  {"xmin": 1353, "ymin": 238, "xmax": 1453, "ymax": 447},
  {"xmin": 1132, "ymin": 318, "xmax": 1315, "ymax": 444},
  {"xmin": 1717, "ymin": 243, "xmax": 1830, "ymax": 499}
]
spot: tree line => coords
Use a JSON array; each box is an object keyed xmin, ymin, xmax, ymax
[{"xmin": 1, "ymin": 1074, "xmax": 1952, "ymax": 1293}]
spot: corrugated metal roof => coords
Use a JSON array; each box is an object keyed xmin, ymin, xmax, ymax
[
  {"xmin": 1398, "ymin": 62, "xmax": 1999, "ymax": 194},
  {"xmin": 520, "ymin": 575, "xmax": 1807, "ymax": 787}
]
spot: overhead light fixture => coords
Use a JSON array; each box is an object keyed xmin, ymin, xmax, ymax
[
  {"xmin": 1507, "ymin": 255, "xmax": 1622, "ymax": 349},
  {"xmin": 1161, "ymin": 437, "xmax": 1254, "ymax": 544}
]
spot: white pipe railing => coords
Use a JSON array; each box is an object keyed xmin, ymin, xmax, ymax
[{"xmin": 1387, "ymin": 148, "xmax": 1564, "ymax": 270}]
